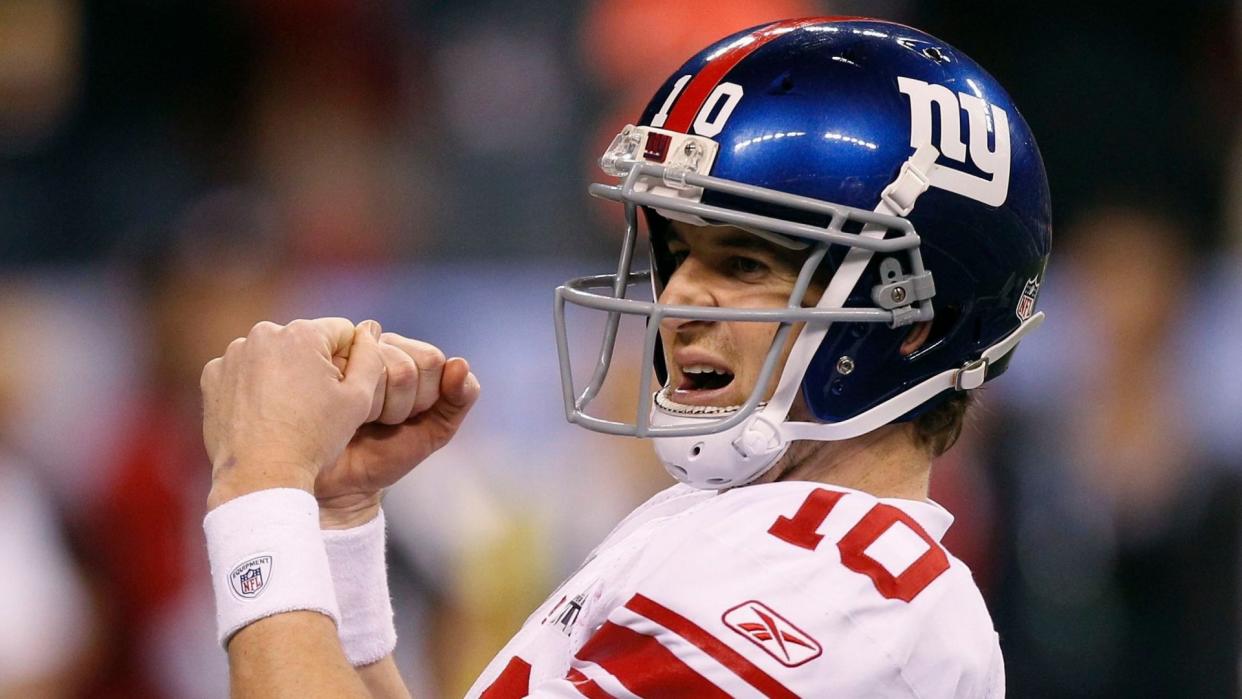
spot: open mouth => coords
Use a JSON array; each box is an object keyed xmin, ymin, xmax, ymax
[
  {"xmin": 678, "ymin": 364, "xmax": 735, "ymax": 392},
  {"xmin": 656, "ymin": 355, "xmax": 745, "ymax": 414}
]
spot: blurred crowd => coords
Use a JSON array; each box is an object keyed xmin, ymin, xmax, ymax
[{"xmin": 0, "ymin": 1, "xmax": 1239, "ymax": 697}]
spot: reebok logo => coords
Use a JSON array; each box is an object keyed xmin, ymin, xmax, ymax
[{"xmin": 723, "ymin": 600, "xmax": 822, "ymax": 667}]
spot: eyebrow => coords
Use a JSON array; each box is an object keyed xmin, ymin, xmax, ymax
[
  {"xmin": 667, "ymin": 229, "xmax": 761, "ymax": 250},
  {"xmin": 666, "ymin": 229, "xmax": 802, "ymax": 261}
]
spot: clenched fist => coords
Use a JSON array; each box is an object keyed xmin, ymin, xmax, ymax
[
  {"xmin": 201, "ymin": 318, "xmax": 480, "ymax": 522},
  {"xmin": 317, "ymin": 332, "xmax": 481, "ymax": 528}
]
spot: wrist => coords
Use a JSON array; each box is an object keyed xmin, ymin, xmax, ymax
[
  {"xmin": 203, "ymin": 489, "xmax": 340, "ymax": 648},
  {"xmin": 317, "ymin": 491, "xmax": 383, "ymax": 530},
  {"xmin": 322, "ymin": 508, "xmax": 396, "ymax": 666},
  {"xmin": 208, "ymin": 460, "xmax": 317, "ymax": 512}
]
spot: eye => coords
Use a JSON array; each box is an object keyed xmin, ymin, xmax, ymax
[{"xmin": 729, "ymin": 256, "xmax": 769, "ymax": 278}]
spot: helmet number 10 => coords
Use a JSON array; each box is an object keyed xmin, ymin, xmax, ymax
[{"xmin": 651, "ymin": 75, "xmax": 745, "ymax": 139}]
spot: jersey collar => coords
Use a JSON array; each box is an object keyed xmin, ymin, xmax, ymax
[{"xmin": 880, "ymin": 496, "xmax": 955, "ymax": 542}]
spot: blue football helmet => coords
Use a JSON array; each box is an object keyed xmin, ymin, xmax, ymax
[{"xmin": 554, "ymin": 17, "xmax": 1051, "ymax": 489}]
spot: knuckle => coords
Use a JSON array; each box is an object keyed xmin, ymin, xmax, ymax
[
  {"xmin": 313, "ymin": 316, "xmax": 350, "ymax": 334},
  {"xmin": 249, "ymin": 320, "xmax": 281, "ymax": 337},
  {"xmin": 386, "ymin": 360, "xmax": 418, "ymax": 390},
  {"xmin": 200, "ymin": 358, "xmax": 221, "ymax": 388},
  {"xmin": 287, "ymin": 318, "xmax": 322, "ymax": 341},
  {"xmin": 420, "ymin": 345, "xmax": 447, "ymax": 370}
]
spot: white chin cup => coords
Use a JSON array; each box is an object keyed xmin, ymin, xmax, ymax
[{"xmin": 649, "ymin": 402, "xmax": 790, "ymax": 490}]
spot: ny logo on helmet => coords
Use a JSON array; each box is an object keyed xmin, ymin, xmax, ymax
[{"xmin": 897, "ymin": 76, "xmax": 1011, "ymax": 207}]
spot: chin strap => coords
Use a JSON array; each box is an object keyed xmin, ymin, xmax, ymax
[{"xmin": 775, "ymin": 310, "xmax": 1045, "ymax": 443}]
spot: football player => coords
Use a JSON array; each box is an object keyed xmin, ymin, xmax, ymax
[{"xmin": 201, "ymin": 17, "xmax": 1050, "ymax": 698}]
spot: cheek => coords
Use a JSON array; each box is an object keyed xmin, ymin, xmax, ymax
[
  {"xmin": 743, "ymin": 321, "xmax": 808, "ymax": 391},
  {"xmin": 656, "ymin": 323, "xmax": 673, "ymax": 359},
  {"xmin": 731, "ymin": 322, "xmax": 783, "ymax": 371}
]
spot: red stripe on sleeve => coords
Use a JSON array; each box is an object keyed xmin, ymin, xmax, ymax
[
  {"xmin": 480, "ymin": 656, "xmax": 532, "ymax": 699},
  {"xmin": 662, "ymin": 17, "xmax": 840, "ymax": 133},
  {"xmin": 566, "ymin": 668, "xmax": 616, "ymax": 699},
  {"xmin": 625, "ymin": 594, "xmax": 800, "ymax": 699},
  {"xmin": 576, "ymin": 621, "xmax": 731, "ymax": 698}
]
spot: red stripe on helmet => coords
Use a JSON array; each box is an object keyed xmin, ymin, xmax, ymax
[{"xmin": 662, "ymin": 17, "xmax": 852, "ymax": 133}]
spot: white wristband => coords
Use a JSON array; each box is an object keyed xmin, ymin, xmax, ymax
[
  {"xmin": 204, "ymin": 488, "xmax": 340, "ymax": 648},
  {"xmin": 323, "ymin": 509, "xmax": 397, "ymax": 666}
]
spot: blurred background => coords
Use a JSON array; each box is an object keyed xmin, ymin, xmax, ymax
[{"xmin": 0, "ymin": 0, "xmax": 1238, "ymax": 697}]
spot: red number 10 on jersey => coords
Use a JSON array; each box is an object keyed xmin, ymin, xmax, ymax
[{"xmin": 768, "ymin": 489, "xmax": 950, "ymax": 602}]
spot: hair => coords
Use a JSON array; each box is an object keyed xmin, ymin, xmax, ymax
[{"xmin": 911, "ymin": 391, "xmax": 975, "ymax": 458}]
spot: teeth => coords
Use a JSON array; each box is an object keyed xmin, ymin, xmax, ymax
[
  {"xmin": 654, "ymin": 388, "xmax": 765, "ymax": 416},
  {"xmin": 683, "ymin": 364, "xmax": 730, "ymax": 375}
]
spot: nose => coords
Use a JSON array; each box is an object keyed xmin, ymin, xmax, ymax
[{"xmin": 658, "ymin": 257, "xmax": 717, "ymax": 335}]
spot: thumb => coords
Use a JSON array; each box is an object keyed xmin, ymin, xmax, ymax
[
  {"xmin": 429, "ymin": 357, "xmax": 480, "ymax": 431},
  {"xmin": 343, "ymin": 320, "xmax": 387, "ymax": 400}
]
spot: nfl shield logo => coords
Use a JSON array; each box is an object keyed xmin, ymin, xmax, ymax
[
  {"xmin": 229, "ymin": 555, "xmax": 274, "ymax": 600},
  {"xmin": 1016, "ymin": 277, "xmax": 1039, "ymax": 321},
  {"xmin": 241, "ymin": 568, "xmax": 262, "ymax": 594}
]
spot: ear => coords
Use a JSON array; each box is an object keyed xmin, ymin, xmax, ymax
[{"xmin": 900, "ymin": 321, "xmax": 933, "ymax": 357}]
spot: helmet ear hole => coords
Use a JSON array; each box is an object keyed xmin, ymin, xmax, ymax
[
  {"xmin": 906, "ymin": 304, "xmax": 960, "ymax": 360},
  {"xmin": 900, "ymin": 322, "xmax": 933, "ymax": 356}
]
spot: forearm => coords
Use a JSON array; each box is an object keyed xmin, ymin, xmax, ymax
[
  {"xmin": 229, "ymin": 616, "xmax": 412, "ymax": 699},
  {"xmin": 228, "ymin": 612, "xmax": 369, "ymax": 699},
  {"xmin": 357, "ymin": 657, "xmax": 414, "ymax": 699}
]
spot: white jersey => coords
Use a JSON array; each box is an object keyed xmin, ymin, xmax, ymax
[{"xmin": 466, "ymin": 480, "xmax": 1003, "ymax": 698}]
